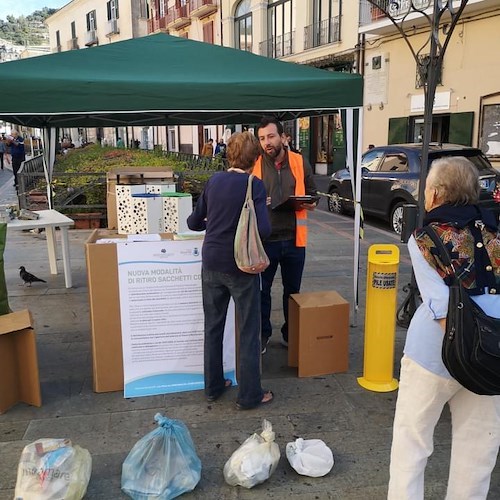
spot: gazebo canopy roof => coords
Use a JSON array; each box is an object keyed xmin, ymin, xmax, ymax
[{"xmin": 0, "ymin": 33, "xmax": 363, "ymax": 128}]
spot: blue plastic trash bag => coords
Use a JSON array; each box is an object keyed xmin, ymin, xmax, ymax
[{"xmin": 121, "ymin": 413, "xmax": 201, "ymax": 500}]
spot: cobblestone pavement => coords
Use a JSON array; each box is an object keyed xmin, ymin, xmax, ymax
[{"xmin": 0, "ymin": 172, "xmax": 498, "ymax": 499}]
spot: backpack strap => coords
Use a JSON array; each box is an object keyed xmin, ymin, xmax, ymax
[{"xmin": 422, "ymin": 225, "xmax": 456, "ymax": 283}]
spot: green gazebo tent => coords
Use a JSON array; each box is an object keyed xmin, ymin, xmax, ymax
[
  {"xmin": 0, "ymin": 33, "xmax": 365, "ymax": 320},
  {"xmin": 0, "ymin": 33, "xmax": 362, "ymax": 127}
]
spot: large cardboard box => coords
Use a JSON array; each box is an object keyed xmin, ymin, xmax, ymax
[
  {"xmin": 107, "ymin": 168, "xmax": 175, "ymax": 230},
  {"xmin": 288, "ymin": 291, "xmax": 349, "ymax": 377},
  {"xmin": 85, "ymin": 230, "xmax": 175, "ymax": 392},
  {"xmin": 85, "ymin": 230, "xmax": 125, "ymax": 392},
  {"xmin": 0, "ymin": 310, "xmax": 42, "ymax": 414}
]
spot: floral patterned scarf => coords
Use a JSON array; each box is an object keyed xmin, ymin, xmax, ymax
[{"xmin": 414, "ymin": 204, "xmax": 500, "ymax": 295}]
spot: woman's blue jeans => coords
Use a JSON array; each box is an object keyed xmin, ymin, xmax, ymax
[
  {"xmin": 261, "ymin": 240, "xmax": 306, "ymax": 343},
  {"xmin": 202, "ymin": 268, "xmax": 264, "ymax": 407}
]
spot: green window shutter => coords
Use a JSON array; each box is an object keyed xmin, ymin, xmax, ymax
[
  {"xmin": 449, "ymin": 112, "xmax": 474, "ymax": 146},
  {"xmin": 388, "ymin": 117, "xmax": 409, "ymax": 144}
]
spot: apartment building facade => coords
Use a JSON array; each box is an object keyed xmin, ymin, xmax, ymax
[
  {"xmin": 46, "ymin": 1, "xmax": 360, "ymax": 166},
  {"xmin": 145, "ymin": 1, "xmax": 362, "ymax": 168},
  {"xmin": 148, "ymin": 0, "xmax": 225, "ymax": 154},
  {"xmin": 359, "ymin": 0, "xmax": 500, "ymax": 168},
  {"xmin": 46, "ymin": 0, "xmax": 150, "ymax": 148},
  {"xmin": 46, "ymin": 1, "xmax": 499, "ymax": 170},
  {"xmin": 216, "ymin": 0, "xmax": 361, "ymax": 173}
]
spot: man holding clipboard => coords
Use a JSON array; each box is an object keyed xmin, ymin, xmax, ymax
[{"xmin": 253, "ymin": 117, "xmax": 318, "ymax": 353}]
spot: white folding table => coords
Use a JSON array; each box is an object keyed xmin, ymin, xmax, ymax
[{"xmin": 7, "ymin": 209, "xmax": 75, "ymax": 288}]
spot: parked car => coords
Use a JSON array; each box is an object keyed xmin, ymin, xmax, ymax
[{"xmin": 327, "ymin": 143, "xmax": 500, "ymax": 233}]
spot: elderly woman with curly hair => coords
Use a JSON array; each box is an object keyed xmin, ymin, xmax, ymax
[
  {"xmin": 187, "ymin": 132, "xmax": 274, "ymax": 410},
  {"xmin": 388, "ymin": 156, "xmax": 500, "ymax": 499}
]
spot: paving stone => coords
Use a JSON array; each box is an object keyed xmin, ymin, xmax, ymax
[{"xmin": 1, "ymin": 211, "xmax": 499, "ymax": 499}]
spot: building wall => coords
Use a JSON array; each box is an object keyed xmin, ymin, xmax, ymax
[
  {"xmin": 148, "ymin": 0, "xmax": 225, "ymax": 155},
  {"xmin": 362, "ymin": 5, "xmax": 500, "ymax": 168},
  {"xmin": 46, "ymin": 0, "xmax": 149, "ymax": 148},
  {"xmin": 46, "ymin": 0, "xmax": 148, "ymax": 51},
  {"xmin": 220, "ymin": 0, "xmax": 360, "ymax": 173}
]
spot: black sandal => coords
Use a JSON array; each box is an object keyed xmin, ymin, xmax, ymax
[
  {"xmin": 236, "ymin": 390, "xmax": 274, "ymax": 410},
  {"xmin": 206, "ymin": 379, "xmax": 232, "ymax": 402}
]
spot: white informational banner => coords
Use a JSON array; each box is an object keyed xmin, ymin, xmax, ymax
[
  {"xmin": 411, "ymin": 91, "xmax": 451, "ymax": 113},
  {"xmin": 116, "ymin": 239, "xmax": 236, "ymax": 398}
]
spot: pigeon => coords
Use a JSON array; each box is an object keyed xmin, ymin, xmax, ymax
[{"xmin": 19, "ymin": 266, "xmax": 47, "ymax": 286}]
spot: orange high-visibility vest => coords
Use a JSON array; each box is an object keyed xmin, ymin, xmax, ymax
[{"xmin": 253, "ymin": 151, "xmax": 307, "ymax": 247}]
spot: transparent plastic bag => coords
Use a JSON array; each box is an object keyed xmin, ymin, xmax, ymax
[
  {"xmin": 121, "ymin": 413, "xmax": 201, "ymax": 500},
  {"xmin": 286, "ymin": 438, "xmax": 334, "ymax": 477},
  {"xmin": 14, "ymin": 438, "xmax": 92, "ymax": 500},
  {"xmin": 223, "ymin": 419, "xmax": 280, "ymax": 488}
]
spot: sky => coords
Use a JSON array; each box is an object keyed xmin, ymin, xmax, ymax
[{"xmin": 0, "ymin": 0, "xmax": 68, "ymax": 21}]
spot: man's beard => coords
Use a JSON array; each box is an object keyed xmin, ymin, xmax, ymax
[{"xmin": 263, "ymin": 143, "xmax": 282, "ymax": 159}]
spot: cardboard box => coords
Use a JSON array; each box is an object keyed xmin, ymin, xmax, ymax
[
  {"xmin": 85, "ymin": 230, "xmax": 125, "ymax": 392},
  {"xmin": 288, "ymin": 291, "xmax": 349, "ymax": 377},
  {"xmin": 85, "ymin": 230, "xmax": 173, "ymax": 392},
  {"xmin": 107, "ymin": 168, "xmax": 174, "ymax": 230},
  {"xmin": 0, "ymin": 309, "xmax": 42, "ymax": 414}
]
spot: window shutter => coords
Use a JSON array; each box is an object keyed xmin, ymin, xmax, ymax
[
  {"xmin": 86, "ymin": 13, "xmax": 90, "ymax": 31},
  {"xmin": 449, "ymin": 112, "xmax": 474, "ymax": 146},
  {"xmin": 388, "ymin": 117, "xmax": 409, "ymax": 144},
  {"xmin": 203, "ymin": 21, "xmax": 214, "ymax": 44}
]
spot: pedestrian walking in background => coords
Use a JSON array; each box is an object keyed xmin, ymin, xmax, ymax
[
  {"xmin": 187, "ymin": 131, "xmax": 274, "ymax": 410},
  {"xmin": 8, "ymin": 130, "xmax": 25, "ymax": 190},
  {"xmin": 285, "ymin": 133, "xmax": 299, "ymax": 153},
  {"xmin": 201, "ymin": 138, "xmax": 214, "ymax": 157},
  {"xmin": 254, "ymin": 116, "xmax": 317, "ymax": 353},
  {"xmin": 214, "ymin": 138, "xmax": 226, "ymax": 158},
  {"xmin": 0, "ymin": 134, "xmax": 6, "ymax": 170},
  {"xmin": 388, "ymin": 156, "xmax": 500, "ymax": 500}
]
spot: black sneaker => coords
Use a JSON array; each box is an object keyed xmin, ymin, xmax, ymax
[{"xmin": 261, "ymin": 337, "xmax": 270, "ymax": 354}]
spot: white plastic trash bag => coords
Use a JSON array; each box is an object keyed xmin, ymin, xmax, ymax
[
  {"xmin": 223, "ymin": 419, "xmax": 280, "ymax": 489},
  {"xmin": 286, "ymin": 438, "xmax": 334, "ymax": 477},
  {"xmin": 14, "ymin": 438, "xmax": 92, "ymax": 500},
  {"xmin": 121, "ymin": 413, "xmax": 201, "ymax": 500}
]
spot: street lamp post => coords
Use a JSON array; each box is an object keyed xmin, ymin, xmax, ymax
[{"xmin": 363, "ymin": 0, "xmax": 469, "ymax": 326}]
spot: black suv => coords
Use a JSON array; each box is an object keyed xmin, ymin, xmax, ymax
[{"xmin": 327, "ymin": 143, "xmax": 500, "ymax": 233}]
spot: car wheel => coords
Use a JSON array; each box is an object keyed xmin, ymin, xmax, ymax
[
  {"xmin": 390, "ymin": 202, "xmax": 405, "ymax": 235},
  {"xmin": 328, "ymin": 190, "xmax": 344, "ymax": 214}
]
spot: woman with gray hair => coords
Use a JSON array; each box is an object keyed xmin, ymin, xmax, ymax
[{"xmin": 388, "ymin": 156, "xmax": 500, "ymax": 499}]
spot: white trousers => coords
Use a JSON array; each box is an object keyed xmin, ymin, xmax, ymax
[{"xmin": 388, "ymin": 356, "xmax": 500, "ymax": 500}]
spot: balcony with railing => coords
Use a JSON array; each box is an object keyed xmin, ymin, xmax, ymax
[
  {"xmin": 259, "ymin": 31, "xmax": 294, "ymax": 59},
  {"xmin": 189, "ymin": 0, "xmax": 217, "ymax": 19},
  {"xmin": 67, "ymin": 38, "xmax": 79, "ymax": 50},
  {"xmin": 358, "ymin": 0, "xmax": 494, "ymax": 34},
  {"xmin": 148, "ymin": 15, "xmax": 168, "ymax": 33},
  {"xmin": 85, "ymin": 29, "xmax": 98, "ymax": 46},
  {"xmin": 167, "ymin": 4, "xmax": 191, "ymax": 31},
  {"xmin": 304, "ymin": 17, "xmax": 340, "ymax": 50}
]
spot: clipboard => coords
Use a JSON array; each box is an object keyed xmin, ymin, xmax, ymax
[{"xmin": 274, "ymin": 195, "xmax": 319, "ymax": 211}]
